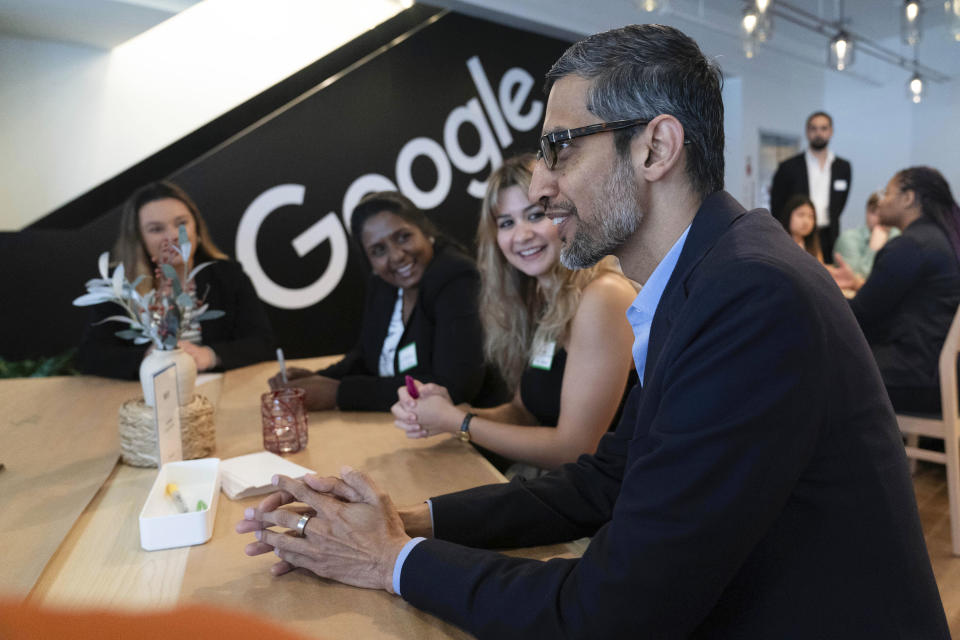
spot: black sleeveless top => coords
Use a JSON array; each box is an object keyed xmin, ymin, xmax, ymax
[
  {"xmin": 519, "ymin": 346, "xmax": 636, "ymax": 428},
  {"xmin": 519, "ymin": 347, "xmax": 567, "ymax": 425}
]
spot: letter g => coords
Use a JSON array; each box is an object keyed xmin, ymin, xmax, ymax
[{"xmin": 236, "ymin": 184, "xmax": 349, "ymax": 310}]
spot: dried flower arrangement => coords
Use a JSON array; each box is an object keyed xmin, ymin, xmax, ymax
[{"xmin": 73, "ymin": 224, "xmax": 224, "ymax": 350}]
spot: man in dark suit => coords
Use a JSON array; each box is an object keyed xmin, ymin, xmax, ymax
[
  {"xmin": 770, "ymin": 111, "xmax": 852, "ymax": 263},
  {"xmin": 238, "ymin": 24, "xmax": 948, "ymax": 639}
]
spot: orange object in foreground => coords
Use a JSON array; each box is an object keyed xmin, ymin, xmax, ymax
[{"xmin": 0, "ymin": 600, "xmax": 314, "ymax": 640}]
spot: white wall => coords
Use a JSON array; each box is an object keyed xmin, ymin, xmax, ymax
[
  {"xmin": 0, "ymin": 0, "xmax": 405, "ymax": 231},
  {"xmin": 909, "ymin": 64, "xmax": 960, "ymax": 191},
  {"xmin": 0, "ymin": 36, "xmax": 111, "ymax": 231},
  {"xmin": 824, "ymin": 66, "xmax": 914, "ymax": 231}
]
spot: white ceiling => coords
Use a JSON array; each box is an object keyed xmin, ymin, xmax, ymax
[
  {"xmin": 0, "ymin": 0, "xmax": 955, "ymax": 81},
  {"xmin": 0, "ymin": 0, "xmax": 201, "ymax": 49}
]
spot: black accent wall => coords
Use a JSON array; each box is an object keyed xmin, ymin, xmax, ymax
[{"xmin": 1, "ymin": 7, "xmax": 571, "ymax": 361}]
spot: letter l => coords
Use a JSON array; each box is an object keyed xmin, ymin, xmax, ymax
[{"xmin": 467, "ymin": 56, "xmax": 513, "ymax": 148}]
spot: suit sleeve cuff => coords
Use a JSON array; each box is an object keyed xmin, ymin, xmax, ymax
[{"xmin": 392, "ymin": 537, "xmax": 426, "ymax": 596}]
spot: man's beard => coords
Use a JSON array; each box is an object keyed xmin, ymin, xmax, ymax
[
  {"xmin": 809, "ymin": 137, "xmax": 829, "ymax": 151},
  {"xmin": 560, "ymin": 155, "xmax": 642, "ymax": 270}
]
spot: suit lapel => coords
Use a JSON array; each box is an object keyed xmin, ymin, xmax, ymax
[{"xmin": 643, "ymin": 191, "xmax": 748, "ymax": 381}]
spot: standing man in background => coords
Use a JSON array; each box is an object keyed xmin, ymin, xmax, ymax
[{"xmin": 770, "ymin": 111, "xmax": 852, "ymax": 263}]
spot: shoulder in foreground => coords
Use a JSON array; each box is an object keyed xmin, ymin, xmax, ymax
[{"xmin": 581, "ymin": 271, "xmax": 637, "ymax": 313}]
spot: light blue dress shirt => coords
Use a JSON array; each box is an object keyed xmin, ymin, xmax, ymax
[
  {"xmin": 392, "ymin": 226, "xmax": 691, "ymax": 595},
  {"xmin": 625, "ymin": 226, "xmax": 690, "ymax": 385}
]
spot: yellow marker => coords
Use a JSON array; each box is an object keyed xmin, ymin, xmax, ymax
[{"xmin": 165, "ymin": 483, "xmax": 189, "ymax": 513}]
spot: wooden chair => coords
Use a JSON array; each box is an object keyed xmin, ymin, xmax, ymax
[{"xmin": 897, "ymin": 304, "xmax": 960, "ymax": 555}]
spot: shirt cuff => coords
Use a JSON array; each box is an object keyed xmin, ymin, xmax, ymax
[{"xmin": 392, "ymin": 537, "xmax": 426, "ymax": 597}]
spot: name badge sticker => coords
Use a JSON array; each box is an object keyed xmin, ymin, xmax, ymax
[
  {"xmin": 397, "ymin": 342, "xmax": 418, "ymax": 373},
  {"xmin": 530, "ymin": 340, "xmax": 556, "ymax": 371},
  {"xmin": 833, "ymin": 179, "xmax": 848, "ymax": 191}
]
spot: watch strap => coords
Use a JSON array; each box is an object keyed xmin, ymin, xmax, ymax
[{"xmin": 459, "ymin": 412, "xmax": 474, "ymax": 443}]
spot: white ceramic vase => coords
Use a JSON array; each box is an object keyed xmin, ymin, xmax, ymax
[{"xmin": 139, "ymin": 347, "xmax": 197, "ymax": 407}]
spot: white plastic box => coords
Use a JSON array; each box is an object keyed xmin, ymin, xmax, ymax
[{"xmin": 138, "ymin": 458, "xmax": 221, "ymax": 551}]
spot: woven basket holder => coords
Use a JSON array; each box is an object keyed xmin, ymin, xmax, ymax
[{"xmin": 118, "ymin": 394, "xmax": 215, "ymax": 467}]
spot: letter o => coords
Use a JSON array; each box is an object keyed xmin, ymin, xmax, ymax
[{"xmin": 395, "ymin": 137, "xmax": 452, "ymax": 210}]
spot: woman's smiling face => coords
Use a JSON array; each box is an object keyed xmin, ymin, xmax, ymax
[
  {"xmin": 360, "ymin": 210, "xmax": 435, "ymax": 290},
  {"xmin": 494, "ymin": 185, "xmax": 561, "ymax": 280}
]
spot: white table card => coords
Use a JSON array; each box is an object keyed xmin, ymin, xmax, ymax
[{"xmin": 153, "ymin": 364, "xmax": 183, "ymax": 466}]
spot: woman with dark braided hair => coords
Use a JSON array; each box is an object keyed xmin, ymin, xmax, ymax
[{"xmin": 830, "ymin": 166, "xmax": 960, "ymax": 413}]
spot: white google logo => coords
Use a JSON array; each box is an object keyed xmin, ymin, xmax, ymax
[{"xmin": 236, "ymin": 56, "xmax": 543, "ymax": 310}]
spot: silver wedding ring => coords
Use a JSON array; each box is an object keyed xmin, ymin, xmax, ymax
[{"xmin": 295, "ymin": 513, "xmax": 311, "ymax": 537}]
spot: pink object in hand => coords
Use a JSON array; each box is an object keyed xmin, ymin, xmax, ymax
[{"xmin": 405, "ymin": 375, "xmax": 419, "ymax": 399}]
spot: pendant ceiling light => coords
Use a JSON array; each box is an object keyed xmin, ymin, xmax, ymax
[
  {"xmin": 741, "ymin": 1, "xmax": 950, "ymax": 101},
  {"xmin": 901, "ymin": 0, "xmax": 922, "ymax": 46},
  {"xmin": 908, "ymin": 72, "xmax": 924, "ymax": 103},
  {"xmin": 634, "ymin": 0, "xmax": 669, "ymax": 13},
  {"xmin": 907, "ymin": 43, "xmax": 924, "ymax": 104},
  {"xmin": 827, "ymin": 0, "xmax": 854, "ymax": 71},
  {"xmin": 741, "ymin": 1, "xmax": 773, "ymax": 43},
  {"xmin": 828, "ymin": 30, "xmax": 854, "ymax": 70},
  {"xmin": 947, "ymin": 0, "xmax": 960, "ymax": 42}
]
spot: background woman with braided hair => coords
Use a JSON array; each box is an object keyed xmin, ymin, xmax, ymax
[{"xmin": 830, "ymin": 166, "xmax": 960, "ymax": 413}]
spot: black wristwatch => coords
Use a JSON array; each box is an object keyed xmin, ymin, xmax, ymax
[{"xmin": 459, "ymin": 412, "xmax": 474, "ymax": 443}]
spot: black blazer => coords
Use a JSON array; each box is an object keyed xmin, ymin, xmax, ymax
[
  {"xmin": 399, "ymin": 192, "xmax": 947, "ymax": 639},
  {"xmin": 770, "ymin": 152, "xmax": 852, "ymax": 232},
  {"xmin": 318, "ymin": 243, "xmax": 485, "ymax": 411},
  {"xmin": 851, "ymin": 216, "xmax": 960, "ymax": 389},
  {"xmin": 78, "ymin": 260, "xmax": 276, "ymax": 379}
]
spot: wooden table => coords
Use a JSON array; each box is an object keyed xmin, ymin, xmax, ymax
[{"xmin": 4, "ymin": 359, "xmax": 578, "ymax": 639}]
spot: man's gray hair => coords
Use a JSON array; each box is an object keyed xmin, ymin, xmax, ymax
[{"xmin": 545, "ymin": 24, "xmax": 725, "ymax": 198}]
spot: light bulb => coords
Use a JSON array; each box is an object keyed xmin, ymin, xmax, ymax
[
  {"xmin": 828, "ymin": 31, "xmax": 854, "ymax": 71},
  {"xmin": 906, "ymin": 1, "xmax": 919, "ymax": 21},
  {"xmin": 947, "ymin": 0, "xmax": 960, "ymax": 41},
  {"xmin": 742, "ymin": 3, "xmax": 772, "ymax": 42},
  {"xmin": 902, "ymin": 0, "xmax": 923, "ymax": 45},
  {"xmin": 756, "ymin": 0, "xmax": 771, "ymax": 12},
  {"xmin": 907, "ymin": 73, "xmax": 924, "ymax": 104}
]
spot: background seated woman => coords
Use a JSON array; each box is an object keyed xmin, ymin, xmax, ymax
[
  {"xmin": 270, "ymin": 191, "xmax": 488, "ymax": 412},
  {"xmin": 78, "ymin": 181, "xmax": 275, "ymax": 378},
  {"xmin": 391, "ymin": 154, "xmax": 637, "ymax": 473},
  {"xmin": 833, "ymin": 191, "xmax": 899, "ymax": 280},
  {"xmin": 829, "ymin": 166, "xmax": 960, "ymax": 414},
  {"xmin": 780, "ymin": 194, "xmax": 823, "ymax": 263}
]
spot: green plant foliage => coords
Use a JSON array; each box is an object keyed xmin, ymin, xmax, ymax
[
  {"xmin": 73, "ymin": 223, "xmax": 222, "ymax": 351},
  {"xmin": 0, "ymin": 349, "xmax": 79, "ymax": 379}
]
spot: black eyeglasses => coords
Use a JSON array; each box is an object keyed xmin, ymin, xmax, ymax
[{"xmin": 536, "ymin": 118, "xmax": 649, "ymax": 169}]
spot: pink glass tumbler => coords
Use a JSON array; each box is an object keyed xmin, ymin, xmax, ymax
[{"xmin": 261, "ymin": 388, "xmax": 308, "ymax": 454}]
